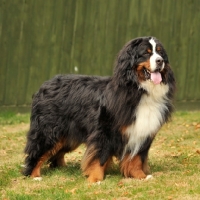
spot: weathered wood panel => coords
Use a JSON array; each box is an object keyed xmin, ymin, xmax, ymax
[{"xmin": 0, "ymin": 0, "xmax": 199, "ymax": 110}]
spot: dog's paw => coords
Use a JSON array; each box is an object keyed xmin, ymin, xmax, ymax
[
  {"xmin": 33, "ymin": 177, "xmax": 43, "ymax": 181},
  {"xmin": 145, "ymin": 175, "xmax": 153, "ymax": 180}
]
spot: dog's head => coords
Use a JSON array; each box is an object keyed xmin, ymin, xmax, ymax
[{"xmin": 113, "ymin": 36, "xmax": 174, "ymax": 88}]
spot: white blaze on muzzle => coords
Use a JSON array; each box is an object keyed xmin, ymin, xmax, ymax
[{"xmin": 149, "ymin": 38, "xmax": 164, "ymax": 85}]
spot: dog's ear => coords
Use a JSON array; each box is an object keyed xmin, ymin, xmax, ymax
[{"xmin": 113, "ymin": 38, "xmax": 142, "ymax": 87}]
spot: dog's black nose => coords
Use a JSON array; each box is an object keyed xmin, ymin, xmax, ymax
[{"xmin": 156, "ymin": 57, "xmax": 164, "ymax": 66}]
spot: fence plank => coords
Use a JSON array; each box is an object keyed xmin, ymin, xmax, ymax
[{"xmin": 0, "ymin": 0, "xmax": 199, "ymax": 110}]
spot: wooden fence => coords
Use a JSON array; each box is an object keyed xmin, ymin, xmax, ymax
[{"xmin": 0, "ymin": 0, "xmax": 200, "ymax": 111}]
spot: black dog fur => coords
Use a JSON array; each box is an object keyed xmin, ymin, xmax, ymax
[{"xmin": 23, "ymin": 36, "xmax": 175, "ymax": 182}]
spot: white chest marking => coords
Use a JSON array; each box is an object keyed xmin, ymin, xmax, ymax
[{"xmin": 124, "ymin": 82, "xmax": 169, "ymax": 158}]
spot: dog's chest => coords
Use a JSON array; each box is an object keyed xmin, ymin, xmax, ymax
[{"xmin": 124, "ymin": 83, "xmax": 169, "ymax": 157}]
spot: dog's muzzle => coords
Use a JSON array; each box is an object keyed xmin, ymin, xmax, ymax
[{"xmin": 155, "ymin": 57, "xmax": 164, "ymax": 71}]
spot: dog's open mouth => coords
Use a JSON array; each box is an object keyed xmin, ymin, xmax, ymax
[
  {"xmin": 143, "ymin": 68, "xmax": 151, "ymax": 80},
  {"xmin": 143, "ymin": 68, "xmax": 162, "ymax": 85}
]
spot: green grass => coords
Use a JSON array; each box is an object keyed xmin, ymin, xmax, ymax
[
  {"xmin": 0, "ymin": 112, "xmax": 30, "ymax": 125},
  {"xmin": 0, "ymin": 111, "xmax": 200, "ymax": 200}
]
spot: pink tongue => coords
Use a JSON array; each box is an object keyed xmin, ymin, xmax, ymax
[{"xmin": 151, "ymin": 72, "xmax": 162, "ymax": 84}]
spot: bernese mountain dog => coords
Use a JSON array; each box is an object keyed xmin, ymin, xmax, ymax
[{"xmin": 23, "ymin": 36, "xmax": 175, "ymax": 183}]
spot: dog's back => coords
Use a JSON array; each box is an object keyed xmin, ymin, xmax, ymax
[{"xmin": 23, "ymin": 74, "xmax": 111, "ymax": 176}]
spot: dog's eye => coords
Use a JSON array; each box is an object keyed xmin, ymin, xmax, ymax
[
  {"xmin": 144, "ymin": 49, "xmax": 152, "ymax": 55},
  {"xmin": 156, "ymin": 47, "xmax": 162, "ymax": 53}
]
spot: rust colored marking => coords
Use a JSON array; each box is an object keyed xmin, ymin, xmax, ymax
[
  {"xmin": 120, "ymin": 154, "xmax": 146, "ymax": 179},
  {"xmin": 81, "ymin": 144, "xmax": 112, "ymax": 183},
  {"xmin": 30, "ymin": 159, "xmax": 44, "ymax": 177},
  {"xmin": 137, "ymin": 60, "xmax": 150, "ymax": 71},
  {"xmin": 136, "ymin": 60, "xmax": 151, "ymax": 82},
  {"xmin": 83, "ymin": 159, "xmax": 111, "ymax": 183},
  {"xmin": 31, "ymin": 141, "xmax": 64, "ymax": 177},
  {"xmin": 156, "ymin": 46, "xmax": 162, "ymax": 52},
  {"xmin": 120, "ymin": 126, "xmax": 128, "ymax": 135},
  {"xmin": 147, "ymin": 49, "xmax": 152, "ymax": 54},
  {"xmin": 81, "ymin": 144, "xmax": 97, "ymax": 174}
]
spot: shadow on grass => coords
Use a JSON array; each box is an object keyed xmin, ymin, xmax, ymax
[
  {"xmin": 42, "ymin": 161, "xmax": 82, "ymax": 177},
  {"xmin": 21, "ymin": 156, "xmax": 185, "ymax": 181},
  {"xmin": 41, "ymin": 160, "xmax": 122, "ymax": 180}
]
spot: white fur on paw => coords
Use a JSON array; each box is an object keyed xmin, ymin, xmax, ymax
[
  {"xmin": 96, "ymin": 181, "xmax": 101, "ymax": 185},
  {"xmin": 145, "ymin": 175, "xmax": 153, "ymax": 180},
  {"xmin": 33, "ymin": 177, "xmax": 43, "ymax": 181},
  {"xmin": 92, "ymin": 181, "xmax": 101, "ymax": 185}
]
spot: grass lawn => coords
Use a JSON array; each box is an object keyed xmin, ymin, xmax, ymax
[{"xmin": 0, "ymin": 111, "xmax": 200, "ymax": 200}]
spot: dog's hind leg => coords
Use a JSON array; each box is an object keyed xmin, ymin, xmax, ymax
[{"xmin": 30, "ymin": 141, "xmax": 64, "ymax": 178}]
